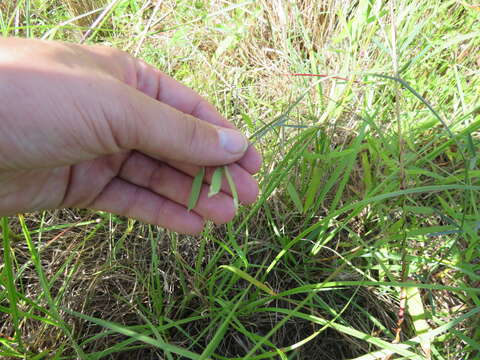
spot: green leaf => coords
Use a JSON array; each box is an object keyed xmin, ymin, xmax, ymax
[
  {"xmin": 188, "ymin": 167, "xmax": 205, "ymax": 211},
  {"xmin": 224, "ymin": 166, "xmax": 239, "ymax": 210},
  {"xmin": 1, "ymin": 217, "xmax": 23, "ymax": 350},
  {"xmin": 406, "ymin": 285, "xmax": 432, "ymax": 357},
  {"xmin": 286, "ymin": 182, "xmax": 303, "ymax": 213},
  {"xmin": 360, "ymin": 151, "xmax": 372, "ymax": 193},
  {"xmin": 303, "ymin": 145, "xmax": 367, "ymax": 160},
  {"xmin": 221, "ymin": 265, "xmax": 276, "ymax": 296},
  {"xmin": 208, "ymin": 167, "xmax": 224, "ymax": 198},
  {"xmin": 303, "ymin": 163, "xmax": 322, "ymax": 213}
]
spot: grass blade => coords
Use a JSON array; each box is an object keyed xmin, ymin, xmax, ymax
[
  {"xmin": 286, "ymin": 181, "xmax": 303, "ymax": 213},
  {"xmin": 208, "ymin": 167, "xmax": 224, "ymax": 198},
  {"xmin": 18, "ymin": 215, "xmax": 85, "ymax": 358},
  {"xmin": 199, "ymin": 291, "xmax": 249, "ymax": 360},
  {"xmin": 1, "ymin": 217, "xmax": 24, "ymax": 350},
  {"xmin": 224, "ymin": 166, "xmax": 239, "ymax": 210},
  {"xmin": 406, "ymin": 284, "xmax": 432, "ymax": 357},
  {"xmin": 66, "ymin": 309, "xmax": 202, "ymax": 359},
  {"xmin": 303, "ymin": 162, "xmax": 322, "ymax": 213},
  {"xmin": 221, "ymin": 265, "xmax": 276, "ymax": 296},
  {"xmin": 188, "ymin": 167, "xmax": 205, "ymax": 211}
]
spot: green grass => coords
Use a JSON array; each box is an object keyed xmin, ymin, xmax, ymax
[{"xmin": 0, "ymin": 0, "xmax": 479, "ymax": 359}]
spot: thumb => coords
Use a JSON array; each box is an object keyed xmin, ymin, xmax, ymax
[{"xmin": 115, "ymin": 83, "xmax": 249, "ymax": 166}]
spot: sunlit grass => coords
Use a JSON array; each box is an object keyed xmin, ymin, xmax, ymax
[{"xmin": 0, "ymin": 0, "xmax": 479, "ymax": 359}]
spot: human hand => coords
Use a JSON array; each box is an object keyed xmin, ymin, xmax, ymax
[{"xmin": 0, "ymin": 38, "xmax": 261, "ymax": 234}]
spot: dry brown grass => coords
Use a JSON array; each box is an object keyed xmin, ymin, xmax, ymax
[{"xmin": 64, "ymin": 0, "xmax": 108, "ymax": 26}]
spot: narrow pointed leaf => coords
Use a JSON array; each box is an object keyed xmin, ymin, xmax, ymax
[
  {"xmin": 406, "ymin": 285, "xmax": 432, "ymax": 358},
  {"xmin": 224, "ymin": 166, "xmax": 239, "ymax": 210},
  {"xmin": 208, "ymin": 167, "xmax": 224, "ymax": 198},
  {"xmin": 188, "ymin": 167, "xmax": 205, "ymax": 211},
  {"xmin": 303, "ymin": 164, "xmax": 322, "ymax": 213},
  {"xmin": 286, "ymin": 182, "xmax": 303, "ymax": 213},
  {"xmin": 221, "ymin": 265, "xmax": 276, "ymax": 296}
]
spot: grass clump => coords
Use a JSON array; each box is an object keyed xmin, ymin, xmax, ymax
[{"xmin": 0, "ymin": 0, "xmax": 479, "ymax": 359}]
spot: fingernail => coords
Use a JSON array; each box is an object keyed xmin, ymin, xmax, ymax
[{"xmin": 218, "ymin": 128, "xmax": 248, "ymax": 154}]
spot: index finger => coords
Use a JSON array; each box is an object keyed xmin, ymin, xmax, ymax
[
  {"xmin": 133, "ymin": 59, "xmax": 262, "ymax": 174},
  {"xmin": 66, "ymin": 43, "xmax": 263, "ymax": 174}
]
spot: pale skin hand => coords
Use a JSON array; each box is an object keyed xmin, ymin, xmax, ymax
[{"xmin": 0, "ymin": 38, "xmax": 262, "ymax": 234}]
